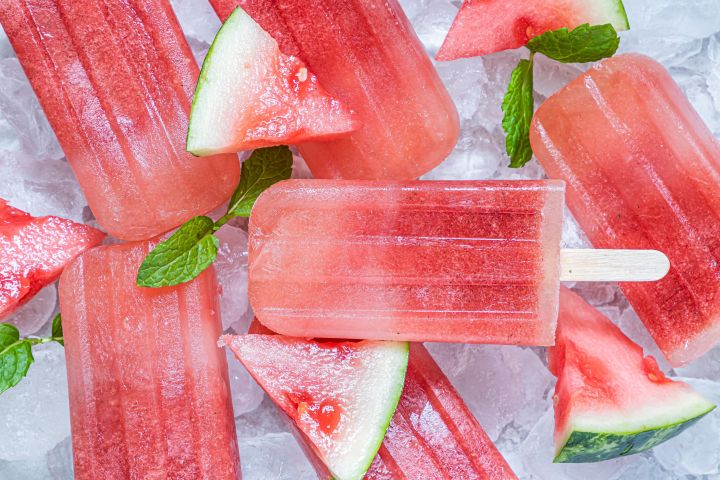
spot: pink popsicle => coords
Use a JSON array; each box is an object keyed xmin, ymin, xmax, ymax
[
  {"xmin": 530, "ymin": 54, "xmax": 720, "ymax": 366},
  {"xmin": 249, "ymin": 180, "xmax": 565, "ymax": 345},
  {"xmin": 366, "ymin": 344, "xmax": 517, "ymax": 479},
  {"xmin": 0, "ymin": 0, "xmax": 240, "ymax": 240},
  {"xmin": 209, "ymin": 0, "xmax": 459, "ymax": 180},
  {"xmin": 58, "ymin": 241, "xmax": 239, "ymax": 479}
]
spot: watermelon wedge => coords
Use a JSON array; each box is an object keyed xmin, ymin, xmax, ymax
[
  {"xmin": 223, "ymin": 334, "xmax": 408, "ymax": 480},
  {"xmin": 549, "ymin": 287, "xmax": 715, "ymax": 463},
  {"xmin": 187, "ymin": 7, "xmax": 359, "ymax": 156},
  {"xmin": 0, "ymin": 200, "xmax": 105, "ymax": 319},
  {"xmin": 436, "ymin": 0, "xmax": 629, "ymax": 60}
]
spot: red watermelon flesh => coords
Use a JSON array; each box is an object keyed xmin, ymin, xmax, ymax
[
  {"xmin": 0, "ymin": 200, "xmax": 104, "ymax": 319},
  {"xmin": 549, "ymin": 288, "xmax": 715, "ymax": 462},
  {"xmin": 436, "ymin": 0, "xmax": 629, "ymax": 60},
  {"xmin": 224, "ymin": 334, "xmax": 408, "ymax": 480},
  {"xmin": 187, "ymin": 7, "xmax": 359, "ymax": 156}
]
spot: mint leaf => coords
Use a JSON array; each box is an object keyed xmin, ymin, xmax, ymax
[
  {"xmin": 226, "ymin": 146, "xmax": 293, "ymax": 218},
  {"xmin": 137, "ymin": 216, "xmax": 218, "ymax": 288},
  {"xmin": 52, "ymin": 314, "xmax": 64, "ymax": 346},
  {"xmin": 527, "ymin": 24, "xmax": 620, "ymax": 63},
  {"xmin": 502, "ymin": 55, "xmax": 535, "ymax": 168},
  {"xmin": 0, "ymin": 324, "xmax": 34, "ymax": 395}
]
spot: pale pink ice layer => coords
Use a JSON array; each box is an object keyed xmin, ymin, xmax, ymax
[
  {"xmin": 210, "ymin": 0, "xmax": 459, "ymax": 180},
  {"xmin": 59, "ymin": 241, "xmax": 239, "ymax": 479},
  {"xmin": 0, "ymin": 0, "xmax": 240, "ymax": 240},
  {"xmin": 531, "ymin": 54, "xmax": 720, "ymax": 367},
  {"xmin": 249, "ymin": 180, "xmax": 565, "ymax": 345}
]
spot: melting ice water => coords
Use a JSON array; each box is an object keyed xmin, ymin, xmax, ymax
[{"xmin": 0, "ymin": 0, "xmax": 718, "ymax": 478}]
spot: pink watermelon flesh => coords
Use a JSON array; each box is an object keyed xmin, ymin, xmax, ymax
[
  {"xmin": 437, "ymin": 0, "xmax": 629, "ymax": 60},
  {"xmin": 0, "ymin": 200, "xmax": 105, "ymax": 319},
  {"xmin": 187, "ymin": 7, "xmax": 359, "ymax": 155},
  {"xmin": 224, "ymin": 334, "xmax": 408, "ymax": 479},
  {"xmin": 548, "ymin": 288, "xmax": 715, "ymax": 463}
]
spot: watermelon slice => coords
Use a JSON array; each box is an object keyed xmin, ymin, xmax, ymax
[
  {"xmin": 549, "ymin": 287, "xmax": 715, "ymax": 463},
  {"xmin": 187, "ymin": 7, "xmax": 359, "ymax": 156},
  {"xmin": 436, "ymin": 0, "xmax": 629, "ymax": 60},
  {"xmin": 223, "ymin": 334, "xmax": 408, "ymax": 480},
  {"xmin": 0, "ymin": 200, "xmax": 105, "ymax": 319}
]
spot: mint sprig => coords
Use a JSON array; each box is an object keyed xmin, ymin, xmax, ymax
[
  {"xmin": 501, "ymin": 55, "xmax": 535, "ymax": 168},
  {"xmin": 502, "ymin": 23, "xmax": 622, "ymax": 168},
  {"xmin": 0, "ymin": 316, "xmax": 65, "ymax": 395},
  {"xmin": 527, "ymin": 24, "xmax": 620, "ymax": 63},
  {"xmin": 137, "ymin": 146, "xmax": 293, "ymax": 288}
]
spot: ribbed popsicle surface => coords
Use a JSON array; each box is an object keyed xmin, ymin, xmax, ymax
[
  {"xmin": 210, "ymin": 0, "xmax": 459, "ymax": 180},
  {"xmin": 0, "ymin": 0, "xmax": 239, "ymax": 240},
  {"xmin": 365, "ymin": 344, "xmax": 517, "ymax": 479},
  {"xmin": 249, "ymin": 180, "xmax": 564, "ymax": 345},
  {"xmin": 531, "ymin": 54, "xmax": 720, "ymax": 366},
  {"xmin": 59, "ymin": 241, "xmax": 240, "ymax": 480}
]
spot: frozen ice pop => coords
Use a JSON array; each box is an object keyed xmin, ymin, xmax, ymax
[
  {"xmin": 0, "ymin": 0, "xmax": 240, "ymax": 241},
  {"xmin": 209, "ymin": 0, "xmax": 459, "ymax": 180},
  {"xmin": 58, "ymin": 241, "xmax": 239, "ymax": 479},
  {"xmin": 366, "ymin": 344, "xmax": 517, "ymax": 479},
  {"xmin": 530, "ymin": 54, "xmax": 720, "ymax": 366},
  {"xmin": 249, "ymin": 180, "xmax": 565, "ymax": 345}
]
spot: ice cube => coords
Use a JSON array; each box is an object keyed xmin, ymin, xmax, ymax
[
  {"xmin": 426, "ymin": 343, "xmax": 553, "ymax": 441},
  {"xmin": 45, "ymin": 436, "xmax": 73, "ymax": 480},
  {"xmin": 214, "ymin": 225, "xmax": 250, "ymax": 330},
  {"xmin": 226, "ymin": 348, "xmax": 264, "ymax": 417},
  {"xmin": 0, "ymin": 343, "xmax": 70, "ymax": 461},
  {"xmin": 4, "ymin": 284, "xmax": 56, "ymax": 336},
  {"xmin": 170, "ymin": 0, "xmax": 222, "ymax": 64},
  {"xmin": 239, "ymin": 432, "xmax": 315, "ymax": 480}
]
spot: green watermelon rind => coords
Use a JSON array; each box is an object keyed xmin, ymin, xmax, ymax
[
  {"xmin": 186, "ymin": 4, "xmax": 229, "ymax": 157},
  {"xmin": 603, "ymin": 0, "xmax": 630, "ymax": 31},
  {"xmin": 338, "ymin": 341, "xmax": 409, "ymax": 480},
  {"xmin": 555, "ymin": 403, "xmax": 715, "ymax": 463}
]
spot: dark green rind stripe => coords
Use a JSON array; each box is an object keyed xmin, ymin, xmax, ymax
[{"xmin": 555, "ymin": 406, "xmax": 715, "ymax": 463}]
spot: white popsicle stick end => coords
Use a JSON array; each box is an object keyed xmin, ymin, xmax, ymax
[{"xmin": 559, "ymin": 249, "xmax": 670, "ymax": 282}]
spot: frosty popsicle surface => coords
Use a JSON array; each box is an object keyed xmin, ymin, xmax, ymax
[
  {"xmin": 209, "ymin": 0, "xmax": 459, "ymax": 180},
  {"xmin": 58, "ymin": 241, "xmax": 240, "ymax": 479},
  {"xmin": 530, "ymin": 54, "xmax": 720, "ymax": 367},
  {"xmin": 0, "ymin": 0, "xmax": 240, "ymax": 240},
  {"xmin": 366, "ymin": 343, "xmax": 517, "ymax": 479},
  {"xmin": 249, "ymin": 180, "xmax": 565, "ymax": 345}
]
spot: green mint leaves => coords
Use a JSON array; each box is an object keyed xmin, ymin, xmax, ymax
[
  {"xmin": 225, "ymin": 146, "xmax": 294, "ymax": 219},
  {"xmin": 137, "ymin": 146, "xmax": 293, "ymax": 288},
  {"xmin": 502, "ymin": 24, "xmax": 621, "ymax": 168},
  {"xmin": 0, "ymin": 316, "xmax": 65, "ymax": 395},
  {"xmin": 527, "ymin": 24, "xmax": 620, "ymax": 64},
  {"xmin": 502, "ymin": 55, "xmax": 535, "ymax": 168},
  {"xmin": 136, "ymin": 216, "xmax": 219, "ymax": 287}
]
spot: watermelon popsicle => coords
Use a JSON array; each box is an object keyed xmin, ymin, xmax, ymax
[
  {"xmin": 58, "ymin": 241, "xmax": 239, "ymax": 479},
  {"xmin": 0, "ymin": 0, "xmax": 240, "ymax": 241},
  {"xmin": 250, "ymin": 180, "xmax": 564, "ymax": 344},
  {"xmin": 530, "ymin": 54, "xmax": 720, "ymax": 366},
  {"xmin": 366, "ymin": 343, "xmax": 517, "ymax": 479},
  {"xmin": 209, "ymin": 0, "xmax": 459, "ymax": 180},
  {"xmin": 249, "ymin": 180, "xmax": 668, "ymax": 344}
]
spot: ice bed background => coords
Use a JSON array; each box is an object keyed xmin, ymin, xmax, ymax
[{"xmin": 0, "ymin": 0, "xmax": 718, "ymax": 478}]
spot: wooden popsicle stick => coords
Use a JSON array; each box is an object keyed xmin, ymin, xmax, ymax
[{"xmin": 559, "ymin": 249, "xmax": 670, "ymax": 282}]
